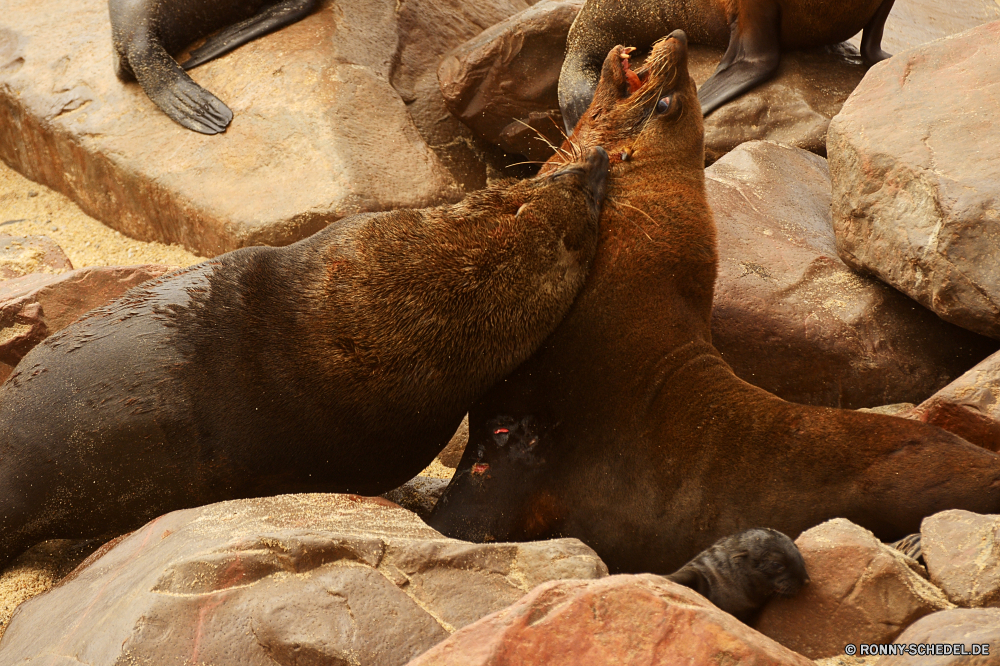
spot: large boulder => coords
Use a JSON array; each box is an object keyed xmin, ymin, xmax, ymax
[
  {"xmin": 829, "ymin": 21, "xmax": 1000, "ymax": 340},
  {"xmin": 875, "ymin": 608, "xmax": 1000, "ymax": 665},
  {"xmin": 0, "ymin": 0, "xmax": 463, "ymax": 257},
  {"xmin": 847, "ymin": 0, "xmax": 1000, "ymax": 55},
  {"xmin": 0, "ymin": 494, "xmax": 607, "ymax": 665},
  {"xmin": 921, "ymin": 510, "xmax": 1000, "ymax": 608},
  {"xmin": 406, "ymin": 574, "xmax": 814, "ymax": 666},
  {"xmin": 0, "ymin": 264, "xmax": 174, "ymax": 382},
  {"xmin": 706, "ymin": 141, "xmax": 995, "ymax": 408},
  {"xmin": 754, "ymin": 519, "xmax": 954, "ymax": 660}
]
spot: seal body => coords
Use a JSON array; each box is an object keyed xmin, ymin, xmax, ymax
[
  {"xmin": 109, "ymin": 0, "xmax": 319, "ymax": 133},
  {"xmin": 665, "ymin": 528, "xmax": 809, "ymax": 621},
  {"xmin": 0, "ymin": 148, "xmax": 609, "ymax": 568},
  {"xmin": 429, "ymin": 35, "xmax": 1000, "ymax": 575},
  {"xmin": 558, "ymin": 0, "xmax": 895, "ymax": 127}
]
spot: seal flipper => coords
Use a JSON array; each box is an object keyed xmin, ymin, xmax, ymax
[
  {"xmin": 859, "ymin": 0, "xmax": 895, "ymax": 66},
  {"xmin": 698, "ymin": 3, "xmax": 780, "ymax": 116},
  {"xmin": 181, "ymin": 0, "xmax": 318, "ymax": 71},
  {"xmin": 127, "ymin": 33, "xmax": 233, "ymax": 134}
]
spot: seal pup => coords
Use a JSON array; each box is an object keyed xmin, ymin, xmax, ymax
[
  {"xmin": 558, "ymin": 0, "xmax": 895, "ymax": 129},
  {"xmin": 0, "ymin": 147, "xmax": 609, "ymax": 569},
  {"xmin": 429, "ymin": 35, "xmax": 1000, "ymax": 575},
  {"xmin": 109, "ymin": 0, "xmax": 318, "ymax": 133},
  {"xmin": 666, "ymin": 528, "xmax": 809, "ymax": 621}
]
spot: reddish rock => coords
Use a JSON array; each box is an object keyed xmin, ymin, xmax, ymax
[
  {"xmin": 905, "ymin": 350, "xmax": 1000, "ymax": 452},
  {"xmin": 0, "ymin": 264, "xmax": 173, "ymax": 382},
  {"xmin": 847, "ymin": 0, "xmax": 1000, "ymax": 55},
  {"xmin": 438, "ymin": 0, "xmax": 583, "ymax": 162},
  {"xmin": 921, "ymin": 510, "xmax": 1000, "ymax": 608},
  {"xmin": 439, "ymin": 415, "xmax": 470, "ymax": 468},
  {"xmin": 876, "ymin": 608, "xmax": 1000, "ymax": 665},
  {"xmin": 0, "ymin": 494, "xmax": 607, "ymax": 664},
  {"xmin": 0, "ymin": 234, "xmax": 72, "ymax": 279},
  {"xmin": 755, "ymin": 519, "xmax": 954, "ymax": 660},
  {"xmin": 382, "ymin": 475, "xmax": 451, "ymax": 519},
  {"xmin": 407, "ymin": 574, "xmax": 814, "ymax": 666},
  {"xmin": 0, "ymin": 0, "xmax": 460, "ymax": 257},
  {"xmin": 830, "ymin": 21, "xmax": 1000, "ymax": 339},
  {"xmin": 706, "ymin": 141, "xmax": 995, "ymax": 408}
]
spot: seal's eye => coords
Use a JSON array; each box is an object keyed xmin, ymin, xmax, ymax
[
  {"xmin": 656, "ymin": 96, "xmax": 672, "ymax": 114},
  {"xmin": 763, "ymin": 560, "xmax": 787, "ymax": 575}
]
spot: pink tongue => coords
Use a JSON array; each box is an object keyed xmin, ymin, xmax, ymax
[{"xmin": 625, "ymin": 69, "xmax": 642, "ymax": 94}]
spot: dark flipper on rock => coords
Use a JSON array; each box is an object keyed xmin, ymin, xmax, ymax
[
  {"xmin": 129, "ymin": 33, "xmax": 234, "ymax": 134},
  {"xmin": 698, "ymin": 3, "xmax": 781, "ymax": 117},
  {"xmin": 859, "ymin": 0, "xmax": 895, "ymax": 65},
  {"xmin": 182, "ymin": 0, "xmax": 318, "ymax": 71},
  {"xmin": 889, "ymin": 533, "xmax": 924, "ymax": 564}
]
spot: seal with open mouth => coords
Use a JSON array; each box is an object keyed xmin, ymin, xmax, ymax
[
  {"xmin": 0, "ymin": 147, "xmax": 609, "ymax": 569},
  {"xmin": 429, "ymin": 33, "xmax": 1000, "ymax": 575},
  {"xmin": 558, "ymin": 0, "xmax": 895, "ymax": 129}
]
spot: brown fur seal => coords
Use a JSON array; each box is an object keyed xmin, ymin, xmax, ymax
[
  {"xmin": 429, "ymin": 34, "xmax": 1000, "ymax": 575},
  {"xmin": 558, "ymin": 0, "xmax": 895, "ymax": 128},
  {"xmin": 0, "ymin": 147, "xmax": 609, "ymax": 568},
  {"xmin": 110, "ymin": 0, "xmax": 319, "ymax": 133},
  {"xmin": 666, "ymin": 528, "xmax": 809, "ymax": 621}
]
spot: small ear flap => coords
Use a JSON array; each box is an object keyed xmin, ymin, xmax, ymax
[
  {"xmin": 730, "ymin": 549, "xmax": 750, "ymax": 560},
  {"xmin": 665, "ymin": 567, "xmax": 701, "ymax": 588}
]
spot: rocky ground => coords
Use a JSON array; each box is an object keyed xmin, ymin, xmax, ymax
[{"xmin": 1, "ymin": 0, "xmax": 999, "ymax": 663}]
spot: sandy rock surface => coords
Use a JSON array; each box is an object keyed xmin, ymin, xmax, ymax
[
  {"xmin": 922, "ymin": 510, "xmax": 1000, "ymax": 608},
  {"xmin": 407, "ymin": 574, "xmax": 814, "ymax": 666},
  {"xmin": 875, "ymin": 608, "xmax": 1000, "ymax": 665},
  {"xmin": 830, "ymin": 21, "xmax": 1000, "ymax": 339},
  {"xmin": 707, "ymin": 141, "xmax": 995, "ymax": 409},
  {"xmin": 755, "ymin": 519, "xmax": 954, "ymax": 660},
  {"xmin": 0, "ymin": 494, "xmax": 607, "ymax": 665},
  {"xmin": 0, "ymin": 234, "xmax": 72, "ymax": 279},
  {"xmin": 846, "ymin": 0, "xmax": 1000, "ymax": 55}
]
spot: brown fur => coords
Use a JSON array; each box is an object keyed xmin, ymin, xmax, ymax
[
  {"xmin": 430, "ymin": 34, "xmax": 1000, "ymax": 574},
  {"xmin": 0, "ymin": 150, "xmax": 609, "ymax": 569}
]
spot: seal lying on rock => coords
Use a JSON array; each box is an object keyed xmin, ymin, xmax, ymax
[
  {"xmin": 666, "ymin": 528, "xmax": 808, "ymax": 621},
  {"xmin": 109, "ymin": 0, "xmax": 319, "ymax": 133},
  {"xmin": 0, "ymin": 147, "xmax": 609, "ymax": 569},
  {"xmin": 429, "ymin": 34, "xmax": 1000, "ymax": 575},
  {"xmin": 558, "ymin": 0, "xmax": 895, "ymax": 128}
]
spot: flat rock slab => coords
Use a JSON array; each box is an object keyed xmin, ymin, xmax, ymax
[
  {"xmin": 439, "ymin": 0, "xmax": 865, "ymax": 164},
  {"xmin": 830, "ymin": 21, "xmax": 1000, "ymax": 339},
  {"xmin": 406, "ymin": 574, "xmax": 814, "ymax": 666},
  {"xmin": 921, "ymin": 510, "xmax": 1000, "ymax": 608},
  {"xmin": 0, "ymin": 264, "xmax": 173, "ymax": 382},
  {"xmin": 0, "ymin": 493, "xmax": 607, "ymax": 665},
  {"xmin": 0, "ymin": 234, "xmax": 72, "ymax": 279},
  {"xmin": 0, "ymin": 0, "xmax": 459, "ymax": 257},
  {"xmin": 755, "ymin": 519, "xmax": 953, "ymax": 660},
  {"xmin": 875, "ymin": 608, "xmax": 1000, "ymax": 665},
  {"xmin": 707, "ymin": 141, "xmax": 995, "ymax": 408},
  {"xmin": 847, "ymin": 0, "xmax": 1000, "ymax": 55},
  {"xmin": 906, "ymin": 349, "xmax": 1000, "ymax": 452}
]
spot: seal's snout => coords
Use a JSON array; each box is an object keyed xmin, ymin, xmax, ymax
[{"xmin": 667, "ymin": 29, "xmax": 688, "ymax": 48}]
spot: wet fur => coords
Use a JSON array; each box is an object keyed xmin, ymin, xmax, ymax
[
  {"xmin": 429, "ymin": 35, "xmax": 1000, "ymax": 575},
  {"xmin": 0, "ymin": 152, "xmax": 608, "ymax": 568}
]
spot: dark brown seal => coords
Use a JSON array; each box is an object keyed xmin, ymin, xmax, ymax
[
  {"xmin": 0, "ymin": 147, "xmax": 609, "ymax": 569},
  {"xmin": 110, "ymin": 0, "xmax": 319, "ymax": 133},
  {"xmin": 558, "ymin": 0, "xmax": 895, "ymax": 128},
  {"xmin": 429, "ymin": 34, "xmax": 1000, "ymax": 575},
  {"xmin": 666, "ymin": 528, "xmax": 809, "ymax": 621}
]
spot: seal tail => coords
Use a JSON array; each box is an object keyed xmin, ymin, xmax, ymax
[
  {"xmin": 127, "ymin": 34, "xmax": 233, "ymax": 134},
  {"xmin": 181, "ymin": 0, "xmax": 318, "ymax": 71}
]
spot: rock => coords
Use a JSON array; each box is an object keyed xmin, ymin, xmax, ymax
[
  {"xmin": 754, "ymin": 519, "xmax": 954, "ymax": 660},
  {"xmin": 0, "ymin": 234, "xmax": 72, "ymax": 279},
  {"xmin": 921, "ymin": 510, "xmax": 1000, "ymax": 608},
  {"xmin": 858, "ymin": 403, "xmax": 917, "ymax": 417},
  {"xmin": 0, "ymin": 494, "xmax": 607, "ymax": 664},
  {"xmin": 905, "ymin": 350, "xmax": 1000, "ymax": 452},
  {"xmin": 406, "ymin": 574, "xmax": 814, "ymax": 666},
  {"xmin": 829, "ymin": 21, "xmax": 1000, "ymax": 340},
  {"xmin": 847, "ymin": 0, "xmax": 1000, "ymax": 55},
  {"xmin": 0, "ymin": 264, "xmax": 174, "ymax": 382},
  {"xmin": 0, "ymin": 0, "xmax": 461, "ymax": 257},
  {"xmin": 439, "ymin": 415, "xmax": 470, "ymax": 468},
  {"xmin": 438, "ymin": 0, "xmax": 583, "ymax": 163},
  {"xmin": 382, "ymin": 475, "xmax": 451, "ymax": 519},
  {"xmin": 875, "ymin": 608, "xmax": 1000, "ymax": 665},
  {"xmin": 706, "ymin": 141, "xmax": 995, "ymax": 409}
]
